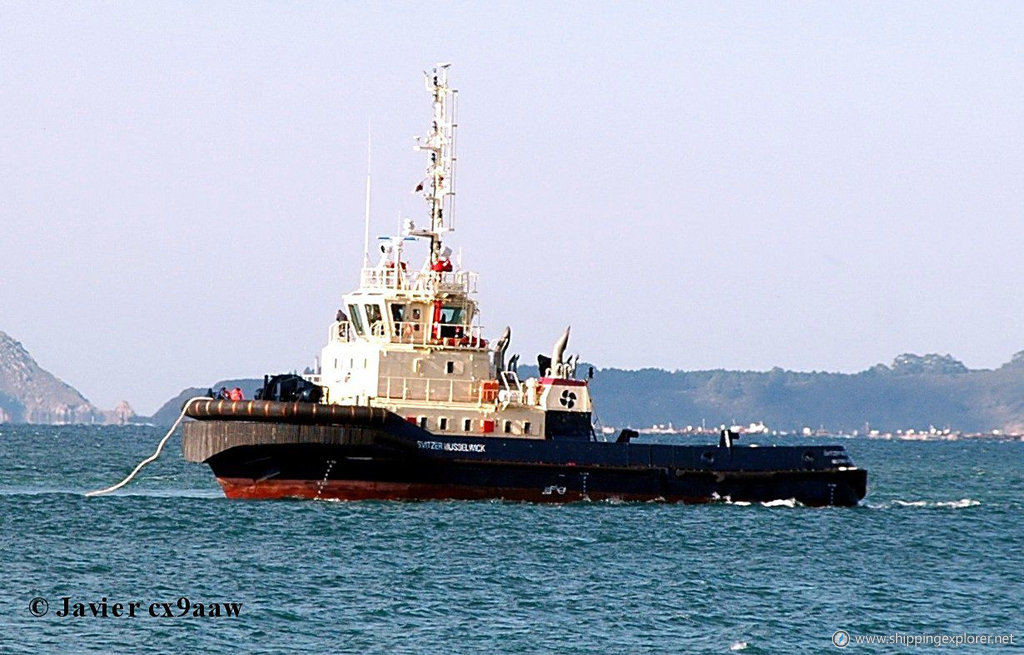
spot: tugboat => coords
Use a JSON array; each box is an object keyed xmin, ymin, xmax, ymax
[{"xmin": 182, "ymin": 64, "xmax": 868, "ymax": 506}]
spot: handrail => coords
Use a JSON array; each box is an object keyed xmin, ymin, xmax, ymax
[
  {"xmin": 378, "ymin": 375, "xmax": 482, "ymax": 404},
  {"xmin": 329, "ymin": 321, "xmax": 354, "ymax": 343},
  {"xmin": 330, "ymin": 317, "xmax": 487, "ymax": 348},
  {"xmin": 499, "ymin": 370, "xmax": 523, "ymax": 392},
  {"xmin": 359, "ymin": 267, "xmax": 479, "ymax": 295},
  {"xmin": 370, "ymin": 320, "xmax": 488, "ymax": 348},
  {"xmin": 497, "ymin": 371, "xmax": 526, "ymax": 407}
]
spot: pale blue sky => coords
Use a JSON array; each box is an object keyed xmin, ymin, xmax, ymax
[{"xmin": 2, "ymin": 2, "xmax": 1023, "ymax": 414}]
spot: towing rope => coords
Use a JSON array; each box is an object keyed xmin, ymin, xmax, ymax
[{"xmin": 85, "ymin": 396, "xmax": 206, "ymax": 497}]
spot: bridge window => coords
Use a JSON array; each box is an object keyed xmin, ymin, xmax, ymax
[
  {"xmin": 390, "ymin": 303, "xmax": 406, "ymax": 337},
  {"xmin": 438, "ymin": 417, "xmax": 448, "ymax": 430},
  {"xmin": 463, "ymin": 418, "xmax": 472, "ymax": 432},
  {"xmin": 348, "ymin": 304, "xmax": 365, "ymax": 335},
  {"xmin": 446, "ymin": 361, "xmax": 455, "ymax": 374},
  {"xmin": 437, "ymin": 305, "xmax": 466, "ymax": 339},
  {"xmin": 523, "ymin": 421, "xmax": 532, "ymax": 435},
  {"xmin": 439, "ymin": 305, "xmax": 464, "ymax": 324},
  {"xmin": 364, "ymin": 304, "xmax": 383, "ymax": 335},
  {"xmin": 503, "ymin": 420, "xmax": 512, "ymax": 434},
  {"xmin": 418, "ymin": 416, "xmax": 427, "ymax": 429}
]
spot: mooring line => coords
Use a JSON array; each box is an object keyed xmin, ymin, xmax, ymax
[{"xmin": 85, "ymin": 396, "xmax": 206, "ymax": 497}]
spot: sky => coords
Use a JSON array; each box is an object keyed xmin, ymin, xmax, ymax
[{"xmin": 2, "ymin": 2, "xmax": 1023, "ymax": 415}]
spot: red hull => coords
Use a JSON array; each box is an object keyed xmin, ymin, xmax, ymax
[{"xmin": 216, "ymin": 477, "xmax": 712, "ymax": 504}]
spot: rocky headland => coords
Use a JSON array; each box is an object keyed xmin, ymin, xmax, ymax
[{"xmin": 0, "ymin": 330, "xmax": 136, "ymax": 425}]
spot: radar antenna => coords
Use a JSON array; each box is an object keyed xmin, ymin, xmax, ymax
[{"xmin": 412, "ymin": 63, "xmax": 458, "ymax": 264}]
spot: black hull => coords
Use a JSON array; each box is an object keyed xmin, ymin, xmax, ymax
[
  {"xmin": 207, "ymin": 443, "xmax": 867, "ymax": 506},
  {"xmin": 182, "ymin": 402, "xmax": 867, "ymax": 506}
]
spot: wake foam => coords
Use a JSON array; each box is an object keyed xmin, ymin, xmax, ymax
[
  {"xmin": 870, "ymin": 498, "xmax": 981, "ymax": 509},
  {"xmin": 760, "ymin": 498, "xmax": 799, "ymax": 508}
]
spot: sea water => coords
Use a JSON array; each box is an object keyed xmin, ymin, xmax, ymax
[{"xmin": 0, "ymin": 426, "xmax": 1020, "ymax": 654}]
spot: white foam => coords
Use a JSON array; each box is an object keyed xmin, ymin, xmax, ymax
[
  {"xmin": 936, "ymin": 498, "xmax": 981, "ymax": 508},
  {"xmin": 761, "ymin": 498, "xmax": 799, "ymax": 508},
  {"xmin": 882, "ymin": 498, "xmax": 981, "ymax": 509},
  {"xmin": 893, "ymin": 500, "xmax": 929, "ymax": 507},
  {"xmin": 730, "ymin": 641, "xmax": 749, "ymax": 651}
]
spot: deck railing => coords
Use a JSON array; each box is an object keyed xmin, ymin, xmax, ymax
[
  {"xmin": 329, "ymin": 321, "xmax": 354, "ymax": 343},
  {"xmin": 378, "ymin": 376, "xmax": 481, "ymax": 403},
  {"xmin": 332, "ymin": 318, "xmax": 486, "ymax": 349},
  {"xmin": 359, "ymin": 267, "xmax": 478, "ymax": 295}
]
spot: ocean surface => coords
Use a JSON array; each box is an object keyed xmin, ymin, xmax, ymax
[{"xmin": 0, "ymin": 426, "xmax": 1020, "ymax": 654}]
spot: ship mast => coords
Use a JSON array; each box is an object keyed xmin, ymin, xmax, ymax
[{"xmin": 412, "ymin": 63, "xmax": 458, "ymax": 264}]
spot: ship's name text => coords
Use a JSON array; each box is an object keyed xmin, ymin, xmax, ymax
[{"xmin": 417, "ymin": 441, "xmax": 486, "ymax": 453}]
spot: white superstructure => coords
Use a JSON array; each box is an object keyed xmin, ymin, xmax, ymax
[{"xmin": 310, "ymin": 65, "xmax": 592, "ymax": 440}]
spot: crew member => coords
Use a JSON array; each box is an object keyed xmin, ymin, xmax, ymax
[{"xmin": 430, "ymin": 257, "xmax": 453, "ymax": 272}]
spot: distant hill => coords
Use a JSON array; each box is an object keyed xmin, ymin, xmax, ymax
[
  {"xmin": 584, "ymin": 352, "xmax": 1024, "ymax": 433},
  {"xmin": 0, "ymin": 330, "xmax": 136, "ymax": 424},
  {"xmin": 147, "ymin": 352, "xmax": 1024, "ymax": 433}
]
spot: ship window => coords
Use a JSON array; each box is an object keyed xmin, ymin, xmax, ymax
[
  {"xmin": 503, "ymin": 420, "xmax": 512, "ymax": 434},
  {"xmin": 348, "ymin": 304, "xmax": 365, "ymax": 335},
  {"xmin": 446, "ymin": 361, "xmax": 455, "ymax": 374},
  {"xmin": 437, "ymin": 305, "xmax": 466, "ymax": 339},
  {"xmin": 364, "ymin": 304, "xmax": 383, "ymax": 335},
  {"xmin": 439, "ymin": 417, "xmax": 448, "ymax": 430},
  {"xmin": 418, "ymin": 416, "xmax": 427, "ymax": 429},
  {"xmin": 463, "ymin": 418, "xmax": 472, "ymax": 432},
  {"xmin": 439, "ymin": 305, "xmax": 463, "ymax": 323},
  {"xmin": 523, "ymin": 421, "xmax": 532, "ymax": 435},
  {"xmin": 391, "ymin": 303, "xmax": 406, "ymax": 337}
]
